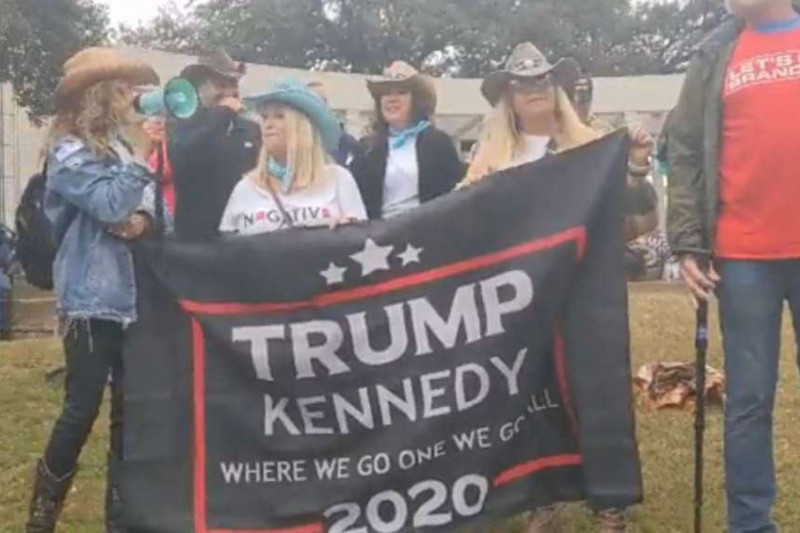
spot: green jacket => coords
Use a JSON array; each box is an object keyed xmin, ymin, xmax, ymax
[{"xmin": 666, "ymin": 19, "xmax": 745, "ymax": 257}]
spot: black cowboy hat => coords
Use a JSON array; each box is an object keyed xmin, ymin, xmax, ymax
[{"xmin": 180, "ymin": 49, "xmax": 247, "ymax": 82}]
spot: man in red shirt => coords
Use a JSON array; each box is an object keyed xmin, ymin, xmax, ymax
[{"xmin": 668, "ymin": 0, "xmax": 800, "ymax": 531}]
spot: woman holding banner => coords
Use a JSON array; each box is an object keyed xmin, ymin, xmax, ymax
[
  {"xmin": 350, "ymin": 61, "xmax": 463, "ymax": 220},
  {"xmin": 220, "ymin": 78, "xmax": 367, "ymax": 234},
  {"xmin": 25, "ymin": 48, "xmax": 159, "ymax": 533},
  {"xmin": 462, "ymin": 42, "xmax": 655, "ymax": 533},
  {"xmin": 462, "ymin": 42, "xmax": 598, "ymax": 186},
  {"xmin": 463, "ymin": 45, "xmax": 655, "ymax": 233}
]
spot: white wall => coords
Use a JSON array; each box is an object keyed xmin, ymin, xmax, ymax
[{"xmin": 1, "ymin": 85, "xmax": 48, "ymax": 225}]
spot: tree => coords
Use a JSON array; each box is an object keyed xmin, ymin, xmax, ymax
[
  {"xmin": 117, "ymin": 0, "xmax": 735, "ymax": 77},
  {"xmin": 0, "ymin": 0, "xmax": 108, "ymax": 121},
  {"xmin": 446, "ymin": 0, "xmax": 641, "ymax": 76},
  {"xmin": 119, "ymin": 0, "xmax": 460, "ymax": 73},
  {"xmin": 627, "ymin": 0, "xmax": 728, "ymax": 74},
  {"xmin": 117, "ymin": 0, "xmax": 206, "ymax": 54},
  {"xmin": 120, "ymin": 0, "xmax": 640, "ymax": 75}
]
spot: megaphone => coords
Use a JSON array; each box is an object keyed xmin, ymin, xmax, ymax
[{"xmin": 135, "ymin": 77, "xmax": 199, "ymax": 119}]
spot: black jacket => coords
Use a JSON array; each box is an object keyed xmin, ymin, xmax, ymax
[
  {"xmin": 349, "ymin": 127, "xmax": 464, "ymax": 220},
  {"xmin": 334, "ymin": 129, "xmax": 358, "ymax": 167},
  {"xmin": 169, "ymin": 107, "xmax": 261, "ymax": 240}
]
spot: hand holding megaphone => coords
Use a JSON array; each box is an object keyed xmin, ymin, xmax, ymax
[
  {"xmin": 218, "ymin": 96, "xmax": 243, "ymax": 113},
  {"xmin": 135, "ymin": 77, "xmax": 199, "ymax": 119},
  {"xmin": 142, "ymin": 119, "xmax": 166, "ymax": 143}
]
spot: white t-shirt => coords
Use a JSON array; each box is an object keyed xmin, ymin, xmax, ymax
[
  {"xmin": 509, "ymin": 134, "xmax": 551, "ymax": 168},
  {"xmin": 219, "ymin": 165, "xmax": 367, "ymax": 235},
  {"xmin": 381, "ymin": 141, "xmax": 421, "ymax": 219}
]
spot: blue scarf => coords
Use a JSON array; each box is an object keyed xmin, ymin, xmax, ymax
[
  {"xmin": 268, "ymin": 158, "xmax": 292, "ymax": 193},
  {"xmin": 389, "ymin": 120, "xmax": 431, "ymax": 149}
]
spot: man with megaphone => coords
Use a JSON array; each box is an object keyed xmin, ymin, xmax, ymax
[{"xmin": 165, "ymin": 49, "xmax": 262, "ymax": 240}]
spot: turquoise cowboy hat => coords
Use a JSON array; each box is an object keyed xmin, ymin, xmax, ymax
[{"xmin": 245, "ymin": 77, "xmax": 342, "ymax": 153}]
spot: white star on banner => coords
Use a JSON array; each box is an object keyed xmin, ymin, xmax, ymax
[
  {"xmin": 397, "ymin": 244, "xmax": 423, "ymax": 267},
  {"xmin": 320, "ymin": 262, "xmax": 347, "ymax": 286},
  {"xmin": 350, "ymin": 238, "xmax": 393, "ymax": 276}
]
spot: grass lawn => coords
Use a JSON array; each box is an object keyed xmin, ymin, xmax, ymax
[{"xmin": 2, "ymin": 283, "xmax": 800, "ymax": 532}]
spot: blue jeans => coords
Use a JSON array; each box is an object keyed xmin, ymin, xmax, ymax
[{"xmin": 718, "ymin": 260, "xmax": 800, "ymax": 533}]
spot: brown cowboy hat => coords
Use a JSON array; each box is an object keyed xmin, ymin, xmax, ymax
[
  {"xmin": 180, "ymin": 49, "xmax": 247, "ymax": 82},
  {"xmin": 54, "ymin": 48, "xmax": 160, "ymax": 110},
  {"xmin": 366, "ymin": 61, "xmax": 437, "ymax": 117},
  {"xmin": 481, "ymin": 42, "xmax": 581, "ymax": 106}
]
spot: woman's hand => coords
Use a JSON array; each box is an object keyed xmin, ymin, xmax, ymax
[
  {"xmin": 110, "ymin": 213, "xmax": 152, "ymax": 240},
  {"xmin": 329, "ymin": 217, "xmax": 359, "ymax": 230},
  {"xmin": 125, "ymin": 119, "xmax": 162, "ymax": 162},
  {"xmin": 132, "ymin": 118, "xmax": 165, "ymax": 160},
  {"xmin": 627, "ymin": 123, "xmax": 654, "ymax": 167},
  {"xmin": 142, "ymin": 118, "xmax": 166, "ymax": 144}
]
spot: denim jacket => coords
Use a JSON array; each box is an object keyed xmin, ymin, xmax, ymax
[{"xmin": 46, "ymin": 135, "xmax": 154, "ymax": 326}]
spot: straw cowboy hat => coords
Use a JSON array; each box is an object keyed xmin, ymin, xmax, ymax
[
  {"xmin": 367, "ymin": 61, "xmax": 437, "ymax": 117},
  {"xmin": 180, "ymin": 49, "xmax": 247, "ymax": 82},
  {"xmin": 481, "ymin": 42, "xmax": 581, "ymax": 106},
  {"xmin": 245, "ymin": 78, "xmax": 342, "ymax": 153},
  {"xmin": 54, "ymin": 48, "xmax": 160, "ymax": 110}
]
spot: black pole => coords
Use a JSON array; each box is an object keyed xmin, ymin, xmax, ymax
[
  {"xmin": 154, "ymin": 142, "xmax": 166, "ymax": 238},
  {"xmin": 694, "ymin": 298, "xmax": 709, "ymax": 533}
]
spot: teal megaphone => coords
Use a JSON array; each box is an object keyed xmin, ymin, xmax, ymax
[{"xmin": 135, "ymin": 77, "xmax": 199, "ymax": 119}]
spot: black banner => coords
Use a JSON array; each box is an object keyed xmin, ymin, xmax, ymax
[{"xmin": 122, "ymin": 131, "xmax": 642, "ymax": 533}]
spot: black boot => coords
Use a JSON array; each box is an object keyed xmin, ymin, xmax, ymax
[
  {"xmin": 105, "ymin": 452, "xmax": 126, "ymax": 533},
  {"xmin": 25, "ymin": 459, "xmax": 75, "ymax": 533}
]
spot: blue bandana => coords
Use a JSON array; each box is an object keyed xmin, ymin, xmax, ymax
[
  {"xmin": 389, "ymin": 120, "xmax": 431, "ymax": 149},
  {"xmin": 268, "ymin": 158, "xmax": 293, "ymax": 193}
]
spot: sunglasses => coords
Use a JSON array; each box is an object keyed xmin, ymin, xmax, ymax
[{"xmin": 509, "ymin": 74, "xmax": 553, "ymax": 93}]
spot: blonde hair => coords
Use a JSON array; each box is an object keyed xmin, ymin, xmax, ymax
[
  {"xmin": 251, "ymin": 105, "xmax": 330, "ymax": 191},
  {"xmin": 48, "ymin": 80, "xmax": 137, "ymax": 156},
  {"xmin": 463, "ymin": 86, "xmax": 598, "ymax": 186}
]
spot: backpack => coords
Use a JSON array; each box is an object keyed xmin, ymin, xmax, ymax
[{"xmin": 14, "ymin": 169, "xmax": 57, "ymax": 290}]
